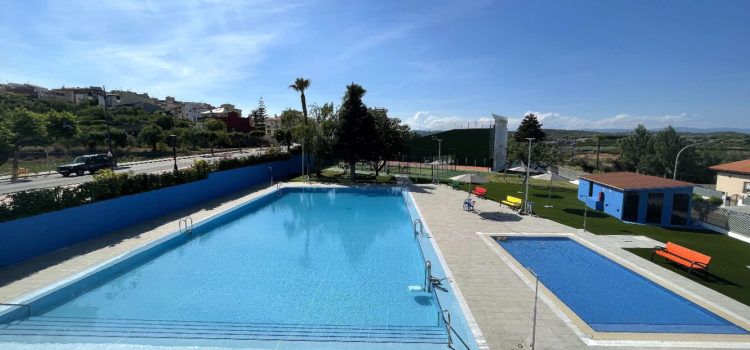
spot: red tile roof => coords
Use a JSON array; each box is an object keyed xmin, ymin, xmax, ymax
[
  {"xmin": 580, "ymin": 172, "xmax": 693, "ymax": 190},
  {"xmin": 709, "ymin": 159, "xmax": 750, "ymax": 175}
]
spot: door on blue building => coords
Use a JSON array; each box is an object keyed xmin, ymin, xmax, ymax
[
  {"xmin": 646, "ymin": 193, "xmax": 664, "ymax": 224},
  {"xmin": 622, "ymin": 192, "xmax": 639, "ymax": 222},
  {"xmin": 671, "ymin": 193, "xmax": 690, "ymax": 225}
]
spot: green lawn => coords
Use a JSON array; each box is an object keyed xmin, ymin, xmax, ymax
[{"xmin": 450, "ymin": 178, "xmax": 750, "ymax": 306}]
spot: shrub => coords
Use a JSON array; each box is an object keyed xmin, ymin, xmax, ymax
[{"xmin": 0, "ymin": 150, "xmax": 303, "ymax": 223}]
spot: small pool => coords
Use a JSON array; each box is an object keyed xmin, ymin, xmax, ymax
[
  {"xmin": 496, "ymin": 236, "xmax": 748, "ymax": 334},
  {"xmin": 0, "ymin": 187, "xmax": 476, "ymax": 349}
]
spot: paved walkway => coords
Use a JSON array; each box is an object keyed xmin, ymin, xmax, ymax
[{"xmin": 408, "ymin": 182, "xmax": 750, "ymax": 350}]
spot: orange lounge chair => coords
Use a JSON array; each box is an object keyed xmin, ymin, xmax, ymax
[
  {"xmin": 650, "ymin": 242, "xmax": 711, "ymax": 274},
  {"xmin": 471, "ymin": 186, "xmax": 487, "ymax": 198}
]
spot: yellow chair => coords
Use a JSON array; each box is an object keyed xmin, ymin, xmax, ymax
[{"xmin": 501, "ymin": 195, "xmax": 523, "ymax": 211}]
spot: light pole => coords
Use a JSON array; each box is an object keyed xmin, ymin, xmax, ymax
[
  {"xmin": 102, "ymin": 86, "xmax": 115, "ymax": 169},
  {"xmin": 432, "ymin": 136, "xmax": 443, "ymax": 163},
  {"xmin": 170, "ymin": 134, "xmax": 178, "ymax": 174},
  {"xmin": 673, "ymin": 140, "xmax": 718, "ymax": 180},
  {"xmin": 523, "ymin": 138, "xmax": 534, "ymax": 214}
]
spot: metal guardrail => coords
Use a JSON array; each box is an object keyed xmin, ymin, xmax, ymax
[{"xmin": 692, "ymin": 202, "xmax": 750, "ymax": 238}]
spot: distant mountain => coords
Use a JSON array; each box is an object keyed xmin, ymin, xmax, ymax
[{"xmin": 581, "ymin": 127, "xmax": 750, "ymax": 134}]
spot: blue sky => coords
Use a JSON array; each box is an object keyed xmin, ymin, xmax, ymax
[{"xmin": 1, "ymin": 0, "xmax": 748, "ymax": 130}]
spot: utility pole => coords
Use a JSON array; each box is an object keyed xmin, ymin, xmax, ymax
[
  {"xmin": 102, "ymin": 86, "xmax": 115, "ymax": 168},
  {"xmin": 432, "ymin": 136, "xmax": 443, "ymax": 163}
]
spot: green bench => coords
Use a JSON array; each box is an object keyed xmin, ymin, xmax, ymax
[{"xmin": 449, "ymin": 180, "xmax": 460, "ymax": 189}]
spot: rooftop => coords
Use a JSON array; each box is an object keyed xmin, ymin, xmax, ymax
[
  {"xmin": 580, "ymin": 171, "xmax": 693, "ymax": 190},
  {"xmin": 710, "ymin": 159, "xmax": 750, "ymax": 175}
]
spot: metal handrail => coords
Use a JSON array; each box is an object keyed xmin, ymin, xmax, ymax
[
  {"xmin": 178, "ymin": 216, "xmax": 193, "ymax": 235},
  {"xmin": 413, "ymin": 219, "xmax": 422, "ymax": 237},
  {"xmin": 0, "ymin": 302, "xmax": 31, "ymax": 318},
  {"xmin": 440, "ymin": 310, "xmax": 452, "ymax": 348}
]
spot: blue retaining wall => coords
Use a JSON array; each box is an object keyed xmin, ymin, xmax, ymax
[{"xmin": 0, "ymin": 155, "xmax": 302, "ymax": 267}]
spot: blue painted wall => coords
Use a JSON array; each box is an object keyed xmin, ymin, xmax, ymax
[
  {"xmin": 577, "ymin": 178, "xmax": 693, "ymax": 227},
  {"xmin": 0, "ymin": 155, "xmax": 302, "ymax": 267}
]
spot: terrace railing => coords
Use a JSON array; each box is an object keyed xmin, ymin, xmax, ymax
[{"xmin": 692, "ymin": 202, "xmax": 750, "ymax": 239}]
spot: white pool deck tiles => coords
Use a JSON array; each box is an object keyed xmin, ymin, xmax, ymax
[{"xmin": 0, "ymin": 180, "xmax": 748, "ymax": 349}]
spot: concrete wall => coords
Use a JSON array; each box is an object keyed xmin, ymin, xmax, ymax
[
  {"xmin": 715, "ymin": 171, "xmax": 750, "ymax": 197},
  {"xmin": 578, "ymin": 179, "xmax": 624, "ymax": 219},
  {"xmin": 578, "ymin": 178, "xmax": 693, "ymax": 227},
  {"xmin": 0, "ymin": 155, "xmax": 302, "ymax": 267}
]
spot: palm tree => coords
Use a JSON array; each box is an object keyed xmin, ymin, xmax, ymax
[
  {"xmin": 290, "ymin": 77, "xmax": 310, "ymax": 176},
  {"xmin": 289, "ymin": 78, "xmax": 310, "ymax": 125}
]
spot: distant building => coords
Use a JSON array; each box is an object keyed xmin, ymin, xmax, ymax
[
  {"xmin": 710, "ymin": 159, "xmax": 750, "ymax": 206},
  {"xmin": 1, "ymin": 83, "xmax": 47, "ymax": 96},
  {"xmin": 199, "ymin": 104, "xmax": 251, "ymax": 133},
  {"xmin": 265, "ymin": 116, "xmax": 282, "ymax": 137},
  {"xmin": 183, "ymin": 102, "xmax": 213, "ymax": 123},
  {"xmin": 108, "ymin": 90, "xmax": 161, "ymax": 113},
  {"xmin": 578, "ymin": 172, "xmax": 694, "ymax": 227},
  {"xmin": 39, "ymin": 86, "xmax": 104, "ymax": 105}
]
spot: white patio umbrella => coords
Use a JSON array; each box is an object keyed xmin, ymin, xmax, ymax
[
  {"xmin": 532, "ymin": 172, "xmax": 568, "ymax": 207},
  {"xmin": 508, "ymin": 165, "xmax": 542, "ymax": 173},
  {"xmin": 450, "ymin": 173, "xmax": 488, "ymax": 198}
]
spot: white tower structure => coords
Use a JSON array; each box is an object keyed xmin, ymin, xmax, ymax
[{"xmin": 492, "ymin": 114, "xmax": 508, "ymax": 171}]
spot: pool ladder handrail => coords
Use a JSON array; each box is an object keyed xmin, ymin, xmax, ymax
[
  {"xmin": 440, "ymin": 309, "xmax": 452, "ymax": 348},
  {"xmin": 178, "ymin": 216, "xmax": 193, "ymax": 235},
  {"xmin": 413, "ymin": 219, "xmax": 430, "ymax": 238}
]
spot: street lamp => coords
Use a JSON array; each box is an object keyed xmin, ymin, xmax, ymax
[
  {"xmin": 673, "ymin": 140, "xmax": 718, "ymax": 180},
  {"xmin": 102, "ymin": 86, "xmax": 116, "ymax": 169},
  {"xmin": 522, "ymin": 138, "xmax": 534, "ymax": 214},
  {"xmin": 432, "ymin": 136, "xmax": 443, "ymax": 163},
  {"xmin": 170, "ymin": 134, "xmax": 178, "ymax": 174},
  {"xmin": 579, "ymin": 195, "xmax": 588, "ymax": 232}
]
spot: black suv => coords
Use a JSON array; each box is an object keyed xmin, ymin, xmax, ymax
[{"xmin": 57, "ymin": 154, "xmax": 114, "ymax": 177}]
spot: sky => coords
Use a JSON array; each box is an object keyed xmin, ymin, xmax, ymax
[{"xmin": 1, "ymin": 0, "xmax": 749, "ymax": 131}]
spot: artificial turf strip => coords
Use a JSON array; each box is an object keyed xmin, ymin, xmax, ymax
[{"xmin": 455, "ymin": 179, "xmax": 750, "ymax": 307}]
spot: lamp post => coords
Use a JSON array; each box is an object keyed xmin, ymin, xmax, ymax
[
  {"xmin": 432, "ymin": 136, "xmax": 443, "ymax": 163},
  {"xmin": 102, "ymin": 86, "xmax": 115, "ymax": 169},
  {"xmin": 578, "ymin": 194, "xmax": 588, "ymax": 232},
  {"xmin": 523, "ymin": 138, "xmax": 534, "ymax": 214},
  {"xmin": 170, "ymin": 134, "xmax": 178, "ymax": 174},
  {"xmin": 673, "ymin": 140, "xmax": 718, "ymax": 180}
]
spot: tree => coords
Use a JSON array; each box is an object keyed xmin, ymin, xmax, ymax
[
  {"xmin": 45, "ymin": 110, "xmax": 80, "ymax": 153},
  {"xmin": 2, "ymin": 108, "xmax": 47, "ymax": 180},
  {"xmin": 334, "ymin": 83, "xmax": 375, "ymax": 181},
  {"xmin": 593, "ymin": 135, "xmax": 602, "ymax": 171},
  {"xmin": 0, "ymin": 123, "xmax": 10, "ymax": 167},
  {"xmin": 181, "ymin": 127, "xmax": 201, "ymax": 150},
  {"xmin": 514, "ymin": 113, "xmax": 546, "ymax": 142},
  {"xmin": 139, "ymin": 124, "xmax": 164, "ymax": 152},
  {"xmin": 153, "ymin": 112, "xmax": 175, "ymax": 130},
  {"xmin": 309, "ymin": 103, "xmax": 337, "ymax": 175},
  {"xmin": 290, "ymin": 77, "xmax": 311, "ymax": 175},
  {"xmin": 651, "ymin": 126, "xmax": 690, "ymax": 178},
  {"xmin": 618, "ymin": 124, "xmax": 653, "ymax": 174},
  {"xmin": 368, "ymin": 108, "xmax": 410, "ymax": 176},
  {"xmin": 250, "ymin": 97, "xmax": 268, "ymax": 135},
  {"xmin": 204, "ymin": 118, "xmax": 226, "ymax": 132}
]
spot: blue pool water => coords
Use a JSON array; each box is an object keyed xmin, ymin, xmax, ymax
[
  {"xmin": 0, "ymin": 188, "xmax": 467, "ymax": 348},
  {"xmin": 497, "ymin": 237, "xmax": 747, "ymax": 334}
]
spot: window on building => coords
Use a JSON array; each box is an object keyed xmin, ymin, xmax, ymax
[
  {"xmin": 623, "ymin": 192, "xmax": 640, "ymax": 222},
  {"xmin": 670, "ymin": 193, "xmax": 689, "ymax": 226},
  {"xmin": 744, "ymin": 182, "xmax": 750, "ymax": 193},
  {"xmin": 646, "ymin": 193, "xmax": 664, "ymax": 224},
  {"xmin": 588, "ymin": 181, "xmax": 594, "ymax": 197}
]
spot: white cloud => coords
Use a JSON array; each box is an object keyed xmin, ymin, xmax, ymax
[
  {"xmin": 402, "ymin": 110, "xmax": 707, "ymax": 131},
  {"xmin": 522, "ymin": 111, "xmax": 705, "ymax": 130},
  {"xmin": 403, "ymin": 111, "xmax": 494, "ymax": 130}
]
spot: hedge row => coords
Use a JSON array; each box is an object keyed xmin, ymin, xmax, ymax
[{"xmin": 0, "ymin": 148, "xmax": 297, "ymax": 223}]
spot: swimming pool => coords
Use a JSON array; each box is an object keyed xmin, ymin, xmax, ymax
[
  {"xmin": 496, "ymin": 236, "xmax": 748, "ymax": 334},
  {"xmin": 0, "ymin": 187, "xmax": 476, "ymax": 349}
]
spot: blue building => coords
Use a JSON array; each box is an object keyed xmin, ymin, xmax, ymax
[{"xmin": 577, "ymin": 172, "xmax": 694, "ymax": 227}]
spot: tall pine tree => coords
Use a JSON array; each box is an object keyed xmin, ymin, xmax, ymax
[
  {"xmin": 514, "ymin": 113, "xmax": 546, "ymax": 142},
  {"xmin": 250, "ymin": 97, "xmax": 268, "ymax": 135}
]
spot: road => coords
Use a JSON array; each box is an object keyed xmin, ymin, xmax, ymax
[{"xmin": 0, "ymin": 149, "xmax": 268, "ymax": 195}]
